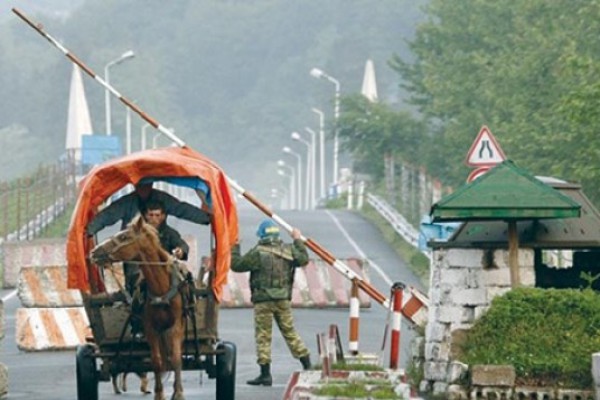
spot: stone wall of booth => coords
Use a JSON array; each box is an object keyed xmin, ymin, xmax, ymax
[{"xmin": 421, "ymin": 248, "xmax": 535, "ymax": 393}]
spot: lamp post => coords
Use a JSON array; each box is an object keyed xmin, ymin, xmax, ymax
[
  {"xmin": 312, "ymin": 107, "xmax": 325, "ymax": 199},
  {"xmin": 310, "ymin": 67, "xmax": 340, "ymax": 187},
  {"xmin": 141, "ymin": 123, "xmax": 152, "ymax": 150},
  {"xmin": 278, "ymin": 160, "xmax": 296, "ymax": 210},
  {"xmin": 304, "ymin": 127, "xmax": 317, "ymax": 209},
  {"xmin": 291, "ymin": 131, "xmax": 311, "ymax": 210},
  {"xmin": 283, "ymin": 146, "xmax": 302, "ymax": 210},
  {"xmin": 104, "ymin": 50, "xmax": 135, "ymax": 136}
]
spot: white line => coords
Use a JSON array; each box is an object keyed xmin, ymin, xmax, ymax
[
  {"xmin": 325, "ymin": 210, "xmax": 393, "ymax": 287},
  {"xmin": 1, "ymin": 289, "xmax": 17, "ymax": 303}
]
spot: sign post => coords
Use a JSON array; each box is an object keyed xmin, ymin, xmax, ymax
[{"xmin": 465, "ymin": 126, "xmax": 506, "ymax": 182}]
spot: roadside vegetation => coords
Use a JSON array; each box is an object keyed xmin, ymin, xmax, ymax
[{"xmin": 460, "ymin": 287, "xmax": 600, "ymax": 388}]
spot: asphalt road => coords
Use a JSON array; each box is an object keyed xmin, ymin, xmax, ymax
[{"xmin": 0, "ymin": 205, "xmax": 424, "ymax": 400}]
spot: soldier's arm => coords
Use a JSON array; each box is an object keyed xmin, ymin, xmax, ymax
[
  {"xmin": 230, "ymin": 244, "xmax": 261, "ymax": 272},
  {"xmin": 155, "ymin": 190, "xmax": 211, "ymax": 225},
  {"xmin": 291, "ymin": 239, "xmax": 309, "ymax": 267}
]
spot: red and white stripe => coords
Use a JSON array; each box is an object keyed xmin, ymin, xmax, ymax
[
  {"xmin": 348, "ymin": 280, "xmax": 360, "ymax": 355},
  {"xmin": 16, "ymin": 307, "xmax": 90, "ymax": 351},
  {"xmin": 389, "ymin": 284, "xmax": 404, "ymax": 370}
]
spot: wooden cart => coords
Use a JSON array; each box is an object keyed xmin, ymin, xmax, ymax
[{"xmin": 66, "ymin": 147, "xmax": 239, "ymax": 400}]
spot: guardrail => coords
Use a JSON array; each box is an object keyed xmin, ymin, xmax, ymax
[{"xmin": 366, "ymin": 193, "xmax": 431, "ymax": 260}]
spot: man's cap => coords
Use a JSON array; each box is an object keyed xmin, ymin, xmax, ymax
[{"xmin": 256, "ymin": 219, "xmax": 280, "ymax": 239}]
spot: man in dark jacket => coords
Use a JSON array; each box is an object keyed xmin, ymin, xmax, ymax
[
  {"xmin": 144, "ymin": 200, "xmax": 190, "ymax": 261},
  {"xmin": 87, "ymin": 182, "xmax": 205, "ymax": 293},
  {"xmin": 231, "ymin": 219, "xmax": 311, "ymax": 386},
  {"xmin": 86, "ymin": 182, "xmax": 210, "ymax": 236}
]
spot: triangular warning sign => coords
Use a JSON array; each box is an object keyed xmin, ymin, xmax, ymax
[{"xmin": 465, "ymin": 126, "xmax": 506, "ymax": 166}]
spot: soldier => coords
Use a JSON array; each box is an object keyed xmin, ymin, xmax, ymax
[{"xmin": 231, "ymin": 219, "xmax": 312, "ymax": 386}]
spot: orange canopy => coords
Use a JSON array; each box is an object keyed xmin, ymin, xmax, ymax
[{"xmin": 66, "ymin": 146, "xmax": 239, "ymax": 301}]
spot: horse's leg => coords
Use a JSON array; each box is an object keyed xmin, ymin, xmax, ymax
[
  {"xmin": 145, "ymin": 329, "xmax": 165, "ymax": 400},
  {"xmin": 170, "ymin": 322, "xmax": 185, "ymax": 400}
]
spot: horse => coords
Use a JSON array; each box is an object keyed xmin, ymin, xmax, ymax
[{"xmin": 91, "ymin": 215, "xmax": 187, "ymax": 400}]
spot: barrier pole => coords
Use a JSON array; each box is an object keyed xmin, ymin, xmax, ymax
[
  {"xmin": 389, "ymin": 282, "xmax": 405, "ymax": 370},
  {"xmin": 348, "ymin": 279, "xmax": 360, "ymax": 355},
  {"xmin": 319, "ymin": 333, "xmax": 330, "ymax": 380}
]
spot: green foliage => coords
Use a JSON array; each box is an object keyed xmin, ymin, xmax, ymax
[
  {"xmin": 331, "ymin": 362, "xmax": 383, "ymax": 371},
  {"xmin": 462, "ymin": 287, "xmax": 600, "ymax": 388},
  {"xmin": 392, "ymin": 0, "xmax": 600, "ymax": 207},
  {"xmin": 361, "ymin": 201, "xmax": 429, "ymax": 287},
  {"xmin": 0, "ymin": 0, "xmax": 426, "ymax": 196},
  {"xmin": 314, "ymin": 382, "xmax": 401, "ymax": 399}
]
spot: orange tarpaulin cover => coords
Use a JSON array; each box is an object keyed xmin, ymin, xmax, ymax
[{"xmin": 66, "ymin": 146, "xmax": 238, "ymax": 301}]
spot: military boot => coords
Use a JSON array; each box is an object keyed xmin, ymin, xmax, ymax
[
  {"xmin": 299, "ymin": 355, "xmax": 312, "ymax": 370},
  {"xmin": 246, "ymin": 364, "xmax": 272, "ymax": 386}
]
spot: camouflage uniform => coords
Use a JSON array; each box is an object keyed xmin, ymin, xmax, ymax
[{"xmin": 231, "ymin": 236, "xmax": 310, "ymax": 365}]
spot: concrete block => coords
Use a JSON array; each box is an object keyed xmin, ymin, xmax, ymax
[
  {"xmin": 425, "ymin": 341, "xmax": 451, "ymax": 362},
  {"xmin": 447, "ymin": 384, "xmax": 468, "ymax": 400},
  {"xmin": 465, "ymin": 269, "xmax": 480, "ymax": 289},
  {"xmin": 0, "ymin": 363, "xmax": 6, "ymax": 398},
  {"xmin": 474, "ymin": 305, "xmax": 489, "ymax": 320},
  {"xmin": 430, "ymin": 284, "xmax": 453, "ymax": 305},
  {"xmin": 452, "ymin": 288, "xmax": 487, "ymax": 306},
  {"xmin": 424, "ymin": 361, "xmax": 448, "ymax": 381},
  {"xmin": 446, "ymin": 249, "xmax": 485, "ymax": 269},
  {"xmin": 493, "ymin": 249, "xmax": 533, "ymax": 269},
  {"xmin": 437, "ymin": 305, "xmax": 475, "ymax": 324},
  {"xmin": 471, "ymin": 365, "xmax": 515, "ymax": 387},
  {"xmin": 425, "ymin": 320, "xmax": 449, "ymax": 343},
  {"xmin": 432, "ymin": 381, "xmax": 449, "ymax": 394},
  {"xmin": 440, "ymin": 269, "xmax": 468, "ymax": 287},
  {"xmin": 419, "ymin": 380, "xmax": 432, "ymax": 392},
  {"xmin": 486, "ymin": 286, "xmax": 512, "ymax": 302},
  {"xmin": 520, "ymin": 264, "xmax": 535, "ymax": 287},
  {"xmin": 481, "ymin": 268, "xmax": 511, "ymax": 287},
  {"xmin": 592, "ymin": 352, "xmax": 600, "ymax": 397},
  {"xmin": 447, "ymin": 361, "xmax": 468, "ymax": 383}
]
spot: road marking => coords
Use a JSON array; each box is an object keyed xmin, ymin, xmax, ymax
[
  {"xmin": 1, "ymin": 289, "xmax": 17, "ymax": 303},
  {"xmin": 325, "ymin": 211, "xmax": 393, "ymax": 287}
]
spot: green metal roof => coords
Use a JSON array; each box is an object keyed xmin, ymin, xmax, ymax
[
  {"xmin": 431, "ymin": 160, "xmax": 581, "ymax": 221},
  {"xmin": 430, "ymin": 181, "xmax": 600, "ymax": 249}
]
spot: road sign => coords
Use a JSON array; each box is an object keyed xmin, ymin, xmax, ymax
[
  {"xmin": 465, "ymin": 126, "xmax": 506, "ymax": 166},
  {"xmin": 467, "ymin": 166, "xmax": 491, "ymax": 183}
]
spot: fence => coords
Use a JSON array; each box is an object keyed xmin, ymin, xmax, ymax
[{"xmin": 0, "ymin": 154, "xmax": 79, "ymax": 242}]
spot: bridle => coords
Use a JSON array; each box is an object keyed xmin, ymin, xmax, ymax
[{"xmin": 90, "ymin": 228, "xmax": 185, "ymax": 305}]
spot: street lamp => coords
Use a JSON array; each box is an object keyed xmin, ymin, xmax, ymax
[
  {"xmin": 141, "ymin": 123, "xmax": 152, "ymax": 150},
  {"xmin": 104, "ymin": 50, "xmax": 135, "ymax": 136},
  {"xmin": 310, "ymin": 67, "xmax": 340, "ymax": 186},
  {"xmin": 278, "ymin": 161, "xmax": 296, "ymax": 210},
  {"xmin": 312, "ymin": 107, "xmax": 325, "ymax": 199},
  {"xmin": 304, "ymin": 127, "xmax": 317, "ymax": 209},
  {"xmin": 283, "ymin": 146, "xmax": 302, "ymax": 210},
  {"xmin": 291, "ymin": 131, "xmax": 311, "ymax": 210}
]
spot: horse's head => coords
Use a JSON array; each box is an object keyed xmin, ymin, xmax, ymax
[{"xmin": 90, "ymin": 215, "xmax": 159, "ymax": 266}]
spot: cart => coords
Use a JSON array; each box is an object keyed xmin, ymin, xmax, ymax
[{"xmin": 66, "ymin": 146, "xmax": 239, "ymax": 400}]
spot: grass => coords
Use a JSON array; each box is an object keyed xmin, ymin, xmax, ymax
[
  {"xmin": 360, "ymin": 201, "xmax": 430, "ymax": 288},
  {"xmin": 313, "ymin": 381, "xmax": 401, "ymax": 399}
]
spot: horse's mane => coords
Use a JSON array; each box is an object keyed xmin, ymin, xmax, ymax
[{"xmin": 129, "ymin": 214, "xmax": 170, "ymax": 260}]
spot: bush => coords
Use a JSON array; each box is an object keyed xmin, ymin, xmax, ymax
[{"xmin": 461, "ymin": 287, "xmax": 600, "ymax": 388}]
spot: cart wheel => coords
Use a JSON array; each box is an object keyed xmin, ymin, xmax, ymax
[
  {"xmin": 76, "ymin": 344, "xmax": 98, "ymax": 400},
  {"xmin": 215, "ymin": 341, "xmax": 236, "ymax": 400}
]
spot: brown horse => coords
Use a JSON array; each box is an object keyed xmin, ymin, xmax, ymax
[{"xmin": 91, "ymin": 215, "xmax": 187, "ymax": 400}]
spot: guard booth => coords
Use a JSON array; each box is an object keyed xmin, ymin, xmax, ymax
[{"xmin": 418, "ymin": 160, "xmax": 600, "ymax": 390}]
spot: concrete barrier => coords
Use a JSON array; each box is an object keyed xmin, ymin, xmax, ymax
[
  {"xmin": 1, "ymin": 238, "xmax": 66, "ymax": 288},
  {"xmin": 222, "ymin": 258, "xmax": 371, "ymax": 308},
  {"xmin": 14, "ymin": 256, "xmax": 370, "ymax": 351},
  {"xmin": 0, "ymin": 299, "xmax": 5, "ymax": 397},
  {"xmin": 15, "ymin": 307, "xmax": 91, "ymax": 351}
]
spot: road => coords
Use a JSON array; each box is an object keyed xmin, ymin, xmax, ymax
[{"xmin": 0, "ymin": 205, "xmax": 424, "ymax": 400}]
